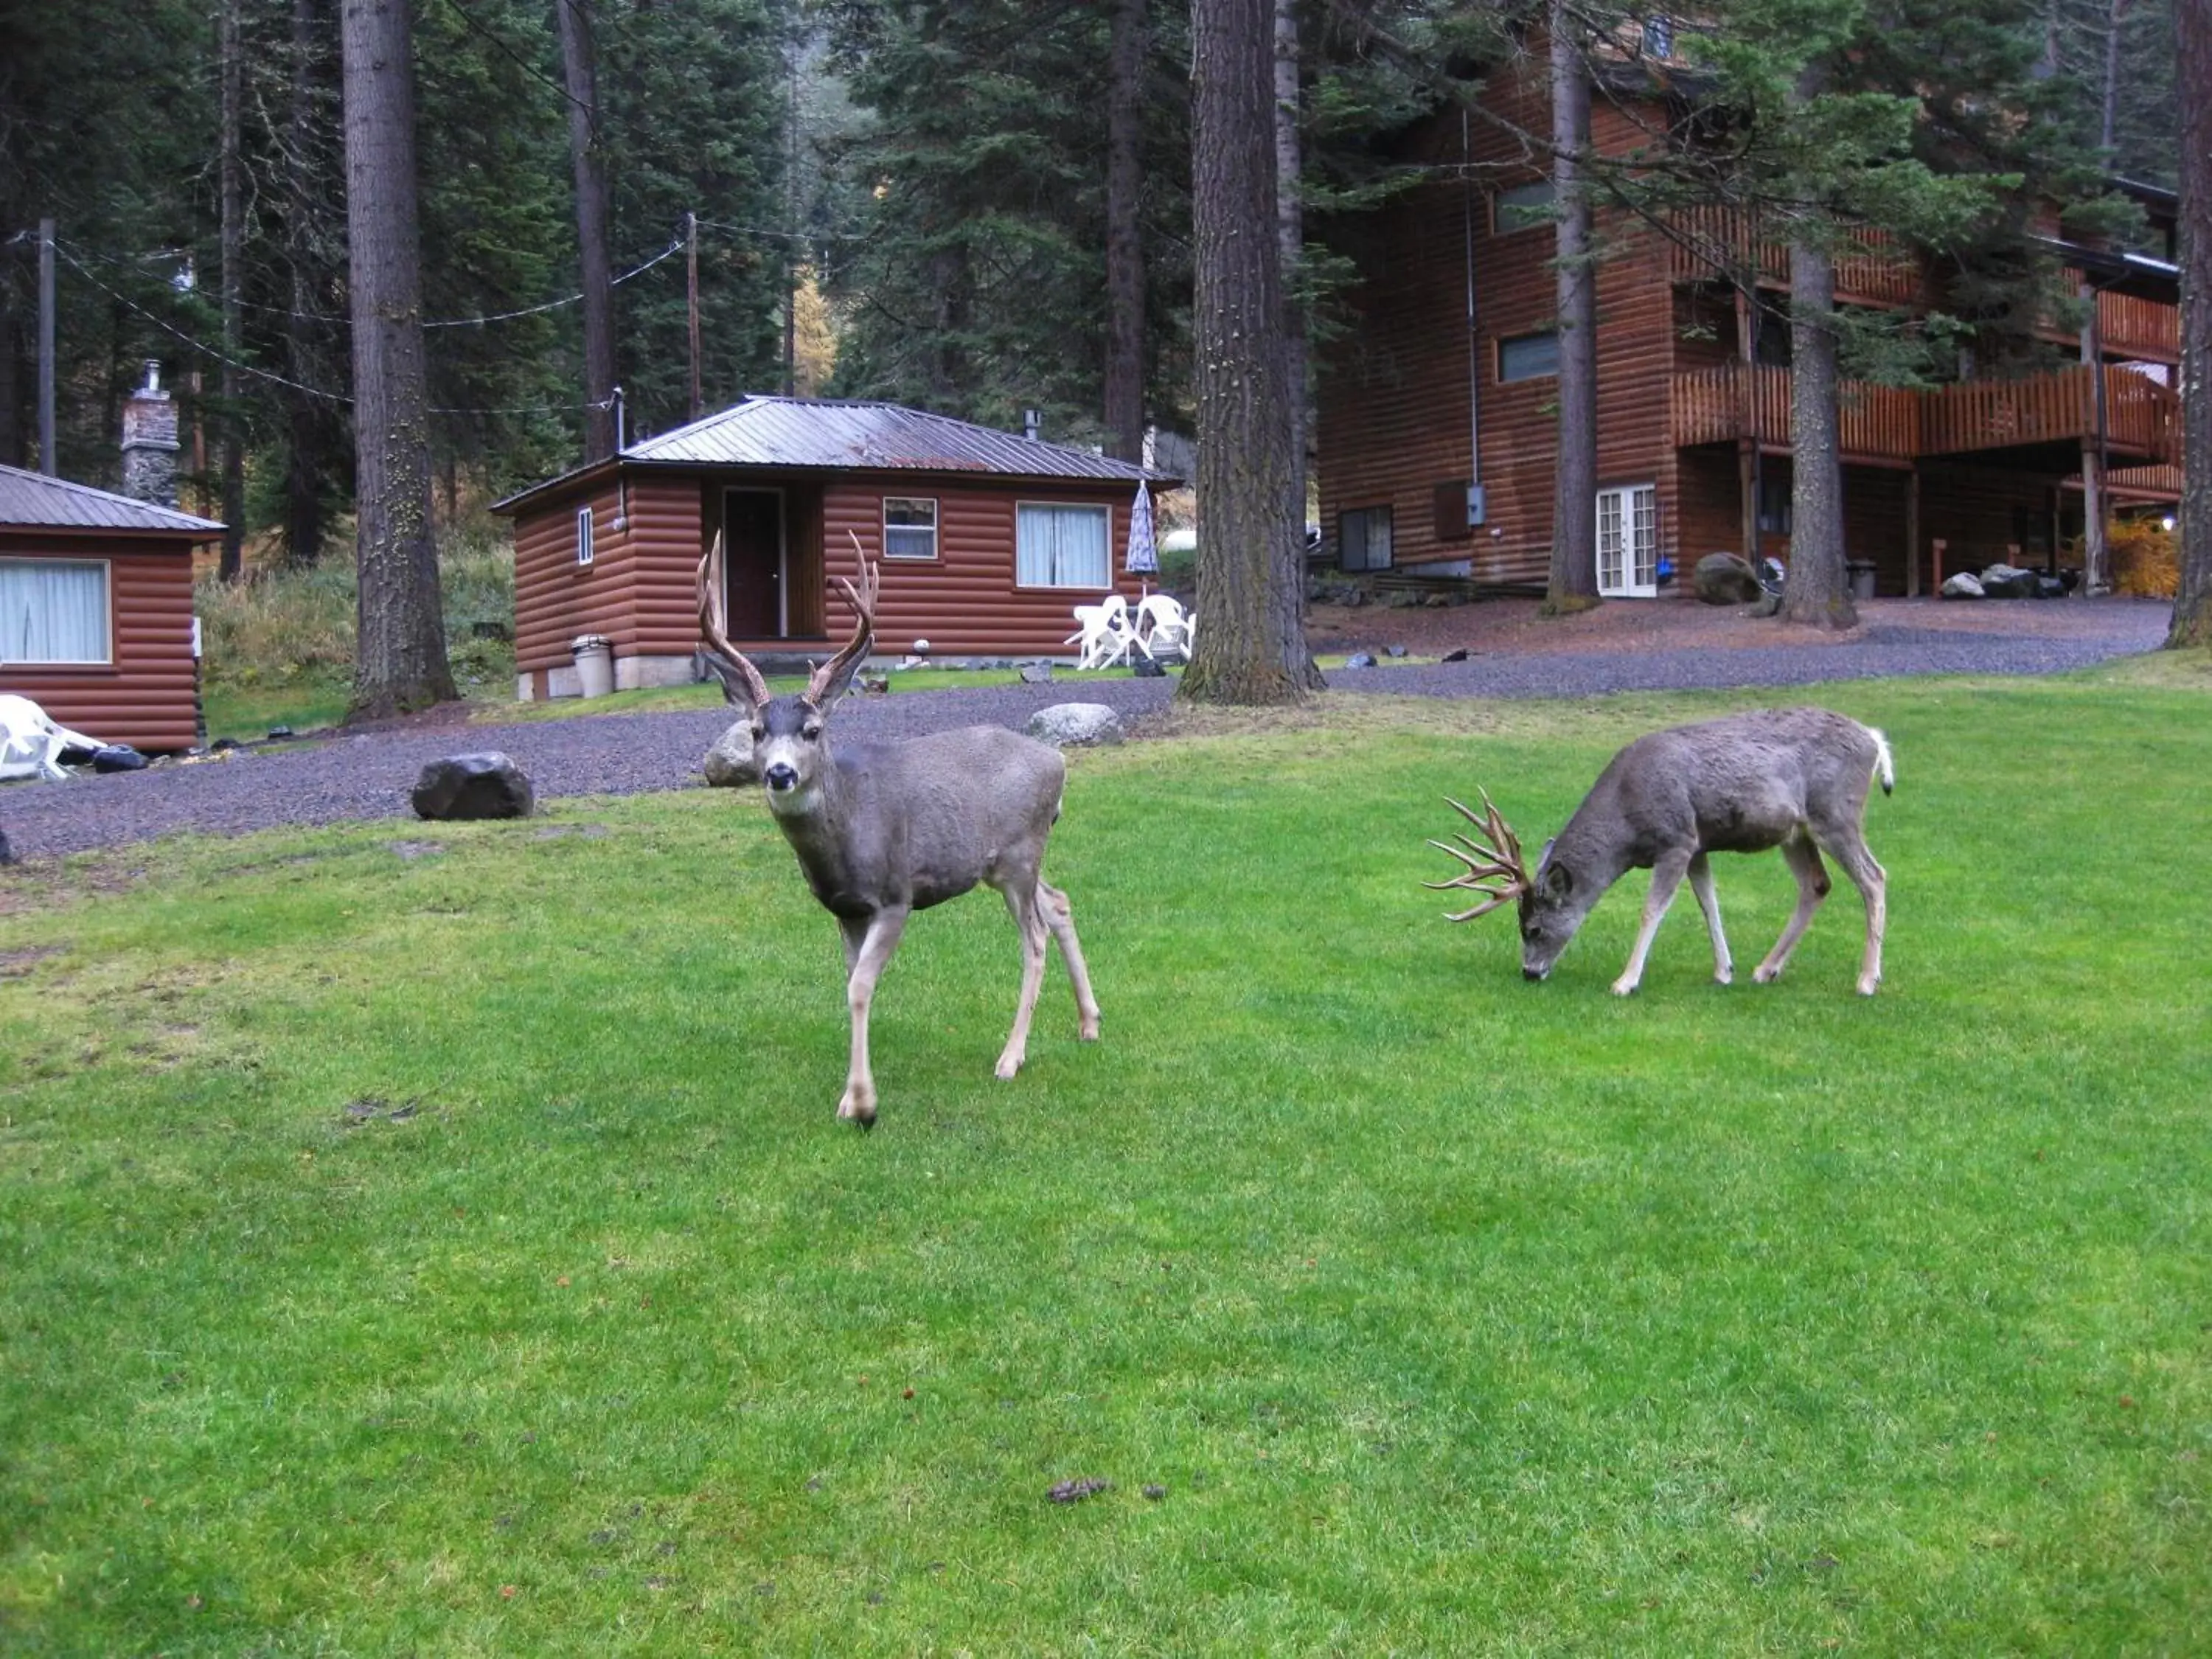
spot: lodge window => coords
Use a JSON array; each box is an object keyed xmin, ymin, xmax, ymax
[
  {"xmin": 0, "ymin": 558, "xmax": 112, "ymax": 666},
  {"xmin": 1642, "ymin": 15, "xmax": 1675, "ymax": 58},
  {"xmin": 1015, "ymin": 501, "xmax": 1111, "ymax": 588},
  {"xmin": 1339, "ymin": 506, "xmax": 1394, "ymax": 572},
  {"xmin": 576, "ymin": 505, "xmax": 594, "ymax": 567},
  {"xmin": 883, "ymin": 496, "xmax": 939, "ymax": 560},
  {"xmin": 1498, "ymin": 330, "xmax": 1560, "ymax": 382},
  {"xmin": 1493, "ymin": 180, "xmax": 1555, "ymax": 235},
  {"xmin": 1753, "ymin": 309, "xmax": 1792, "ymax": 367},
  {"xmin": 1757, "ymin": 471, "xmax": 1793, "ymax": 535}
]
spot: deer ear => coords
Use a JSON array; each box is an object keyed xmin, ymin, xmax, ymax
[
  {"xmin": 1535, "ymin": 837, "xmax": 1558, "ymax": 881},
  {"xmin": 701, "ymin": 651, "xmax": 761, "ymax": 713},
  {"xmin": 808, "ymin": 653, "xmax": 865, "ymax": 707}
]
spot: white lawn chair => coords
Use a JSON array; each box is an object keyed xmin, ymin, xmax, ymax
[
  {"xmin": 0, "ymin": 694, "xmax": 104, "ymax": 783},
  {"xmin": 1063, "ymin": 594, "xmax": 1146, "ymax": 669},
  {"xmin": 1134, "ymin": 593, "xmax": 1193, "ymax": 662}
]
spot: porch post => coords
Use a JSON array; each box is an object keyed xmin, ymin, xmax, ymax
[
  {"xmin": 1905, "ymin": 467, "xmax": 1921, "ymax": 597},
  {"xmin": 1739, "ymin": 439, "xmax": 1757, "ymax": 560},
  {"xmin": 2079, "ymin": 281, "xmax": 2107, "ymax": 593}
]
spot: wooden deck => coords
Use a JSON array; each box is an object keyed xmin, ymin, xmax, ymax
[
  {"xmin": 1672, "ymin": 362, "xmax": 2180, "ymax": 465},
  {"xmin": 1662, "ymin": 206, "xmax": 1921, "ymax": 307}
]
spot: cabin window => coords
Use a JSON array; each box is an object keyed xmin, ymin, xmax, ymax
[
  {"xmin": 883, "ymin": 497, "xmax": 939, "ymax": 560},
  {"xmin": 1339, "ymin": 506, "xmax": 1394, "ymax": 572},
  {"xmin": 1753, "ymin": 309, "xmax": 1792, "ymax": 367},
  {"xmin": 1498, "ymin": 330, "xmax": 1560, "ymax": 382},
  {"xmin": 1642, "ymin": 15, "xmax": 1674, "ymax": 58},
  {"xmin": 1757, "ymin": 471, "xmax": 1793, "ymax": 535},
  {"xmin": 576, "ymin": 505, "xmax": 594, "ymax": 567},
  {"xmin": 1015, "ymin": 502, "xmax": 1111, "ymax": 588},
  {"xmin": 1493, "ymin": 181, "xmax": 1555, "ymax": 234},
  {"xmin": 0, "ymin": 558, "xmax": 112, "ymax": 665}
]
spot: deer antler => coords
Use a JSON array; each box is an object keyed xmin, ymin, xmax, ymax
[
  {"xmin": 804, "ymin": 532, "xmax": 881, "ymax": 706},
  {"xmin": 696, "ymin": 530, "xmax": 771, "ymax": 709},
  {"xmin": 1423, "ymin": 789, "xmax": 1534, "ymax": 922}
]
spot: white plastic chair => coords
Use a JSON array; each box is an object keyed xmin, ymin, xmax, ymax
[
  {"xmin": 1134, "ymin": 593, "xmax": 1193, "ymax": 662},
  {"xmin": 1063, "ymin": 594, "xmax": 1145, "ymax": 669},
  {"xmin": 0, "ymin": 694, "xmax": 104, "ymax": 782}
]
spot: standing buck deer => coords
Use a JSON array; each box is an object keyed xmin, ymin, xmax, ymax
[
  {"xmin": 698, "ymin": 532, "xmax": 1101, "ymax": 1126},
  {"xmin": 1426, "ymin": 708, "xmax": 1894, "ymax": 996}
]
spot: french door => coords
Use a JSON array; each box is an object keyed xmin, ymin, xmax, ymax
[{"xmin": 1596, "ymin": 484, "xmax": 1658, "ymax": 598}]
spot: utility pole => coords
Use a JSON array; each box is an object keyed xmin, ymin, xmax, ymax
[
  {"xmin": 38, "ymin": 218, "xmax": 56, "ymax": 475},
  {"xmin": 687, "ymin": 211, "xmax": 702, "ymax": 420},
  {"xmin": 784, "ymin": 44, "xmax": 799, "ymax": 397}
]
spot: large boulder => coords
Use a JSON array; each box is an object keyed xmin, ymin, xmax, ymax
[
  {"xmin": 1941, "ymin": 571, "xmax": 1986, "ymax": 599},
  {"xmin": 702, "ymin": 720, "xmax": 759, "ymax": 787},
  {"xmin": 1026, "ymin": 703, "xmax": 1124, "ymax": 748},
  {"xmin": 1692, "ymin": 552, "xmax": 1764, "ymax": 605},
  {"xmin": 410, "ymin": 752, "xmax": 535, "ymax": 820},
  {"xmin": 91, "ymin": 744, "xmax": 147, "ymax": 773},
  {"xmin": 1978, "ymin": 563, "xmax": 2037, "ymax": 599}
]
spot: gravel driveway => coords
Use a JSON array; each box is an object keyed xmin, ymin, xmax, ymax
[{"xmin": 0, "ymin": 603, "xmax": 2168, "ymax": 862}]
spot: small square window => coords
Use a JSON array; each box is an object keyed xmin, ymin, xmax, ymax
[
  {"xmin": 1498, "ymin": 331, "xmax": 1560, "ymax": 383},
  {"xmin": 883, "ymin": 497, "xmax": 939, "ymax": 560},
  {"xmin": 1758, "ymin": 472, "xmax": 1793, "ymax": 535},
  {"xmin": 576, "ymin": 505, "xmax": 594, "ymax": 567},
  {"xmin": 1493, "ymin": 180, "xmax": 1555, "ymax": 234},
  {"xmin": 0, "ymin": 557, "xmax": 112, "ymax": 664},
  {"xmin": 1642, "ymin": 15, "xmax": 1674, "ymax": 58}
]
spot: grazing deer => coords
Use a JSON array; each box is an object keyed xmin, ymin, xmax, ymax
[
  {"xmin": 1426, "ymin": 708, "xmax": 1894, "ymax": 996},
  {"xmin": 698, "ymin": 533, "xmax": 1101, "ymax": 1127}
]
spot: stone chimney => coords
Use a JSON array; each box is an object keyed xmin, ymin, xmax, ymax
[{"xmin": 120, "ymin": 360, "xmax": 180, "ymax": 508}]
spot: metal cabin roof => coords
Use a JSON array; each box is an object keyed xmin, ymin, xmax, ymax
[
  {"xmin": 625, "ymin": 397, "xmax": 1158, "ymax": 479},
  {"xmin": 493, "ymin": 396, "xmax": 1166, "ymax": 514},
  {"xmin": 0, "ymin": 462, "xmax": 225, "ymax": 535}
]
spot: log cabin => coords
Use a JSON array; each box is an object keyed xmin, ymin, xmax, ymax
[
  {"xmin": 1315, "ymin": 44, "xmax": 2183, "ymax": 597},
  {"xmin": 0, "ymin": 462, "xmax": 220, "ymax": 753},
  {"xmin": 493, "ymin": 397, "xmax": 1176, "ymax": 699}
]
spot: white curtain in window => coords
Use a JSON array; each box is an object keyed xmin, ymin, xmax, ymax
[
  {"xmin": 1016, "ymin": 504, "xmax": 1109, "ymax": 588},
  {"xmin": 0, "ymin": 560, "xmax": 111, "ymax": 664}
]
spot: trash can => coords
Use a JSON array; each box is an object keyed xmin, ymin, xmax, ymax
[
  {"xmin": 571, "ymin": 633, "xmax": 615, "ymax": 698},
  {"xmin": 1846, "ymin": 559, "xmax": 1877, "ymax": 602}
]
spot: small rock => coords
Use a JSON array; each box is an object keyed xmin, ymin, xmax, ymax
[
  {"xmin": 858, "ymin": 672, "xmax": 892, "ymax": 694},
  {"xmin": 702, "ymin": 720, "xmax": 759, "ymax": 787},
  {"xmin": 1342, "ymin": 588, "xmax": 1367, "ymax": 608},
  {"xmin": 1384, "ymin": 644, "xmax": 1408, "ymax": 658},
  {"xmin": 1693, "ymin": 552, "xmax": 1764, "ymax": 605},
  {"xmin": 212, "ymin": 737, "xmax": 240, "ymax": 752},
  {"xmin": 1018, "ymin": 661, "xmax": 1055, "ymax": 685},
  {"xmin": 0, "ymin": 827, "xmax": 15, "ymax": 866},
  {"xmin": 1026, "ymin": 703, "xmax": 1124, "ymax": 747},
  {"xmin": 266, "ymin": 725, "xmax": 294, "ymax": 740},
  {"xmin": 1441, "ymin": 647, "xmax": 1470, "ymax": 663},
  {"xmin": 1941, "ymin": 571, "xmax": 1986, "ymax": 599},
  {"xmin": 1978, "ymin": 563, "xmax": 2037, "ymax": 599},
  {"xmin": 1130, "ymin": 655, "xmax": 1167, "ymax": 678},
  {"xmin": 1423, "ymin": 593, "xmax": 1453, "ymax": 608},
  {"xmin": 410, "ymin": 753, "xmax": 534, "ymax": 820},
  {"xmin": 1747, "ymin": 591, "xmax": 1784, "ymax": 618},
  {"xmin": 1343, "ymin": 652, "xmax": 1377, "ymax": 669},
  {"xmin": 1142, "ymin": 1484, "xmax": 1166, "ymax": 1501},
  {"xmin": 961, "ymin": 658, "xmax": 984, "ymax": 672},
  {"xmin": 91, "ymin": 745, "xmax": 149, "ymax": 773},
  {"xmin": 1048, "ymin": 1477, "xmax": 1112, "ymax": 1504}
]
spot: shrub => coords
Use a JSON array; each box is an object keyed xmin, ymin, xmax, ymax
[{"xmin": 2107, "ymin": 517, "xmax": 2178, "ymax": 599}]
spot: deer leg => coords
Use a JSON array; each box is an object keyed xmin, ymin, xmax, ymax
[
  {"xmin": 1754, "ymin": 832, "xmax": 1829, "ymax": 984},
  {"xmin": 838, "ymin": 906, "xmax": 908, "ymax": 1127},
  {"xmin": 1613, "ymin": 848, "xmax": 1694, "ymax": 997},
  {"xmin": 994, "ymin": 884, "xmax": 1051, "ymax": 1080},
  {"xmin": 1686, "ymin": 852, "xmax": 1733, "ymax": 984},
  {"xmin": 1037, "ymin": 877, "xmax": 1102, "ymax": 1041},
  {"xmin": 1816, "ymin": 827, "xmax": 1888, "ymax": 996}
]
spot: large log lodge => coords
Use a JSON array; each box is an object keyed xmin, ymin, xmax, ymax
[{"xmin": 1314, "ymin": 42, "xmax": 2184, "ymax": 597}]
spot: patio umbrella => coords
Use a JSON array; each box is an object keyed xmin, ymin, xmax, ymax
[{"xmin": 1125, "ymin": 479, "xmax": 1158, "ymax": 583}]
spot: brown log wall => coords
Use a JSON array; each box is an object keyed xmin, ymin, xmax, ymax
[
  {"xmin": 1315, "ymin": 66, "xmax": 1681, "ymax": 584},
  {"xmin": 0, "ymin": 532, "xmax": 201, "ymax": 751}
]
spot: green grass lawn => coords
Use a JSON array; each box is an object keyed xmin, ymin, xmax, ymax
[{"xmin": 3, "ymin": 674, "xmax": 2208, "ymax": 1654}]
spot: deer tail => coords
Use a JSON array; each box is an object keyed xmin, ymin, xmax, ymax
[{"xmin": 1868, "ymin": 727, "xmax": 1894, "ymax": 796}]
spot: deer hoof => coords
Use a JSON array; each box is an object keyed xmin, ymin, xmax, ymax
[
  {"xmin": 994, "ymin": 1051, "xmax": 1025, "ymax": 1081},
  {"xmin": 1753, "ymin": 963, "xmax": 1783, "ymax": 984},
  {"xmin": 1079, "ymin": 1016, "xmax": 1101, "ymax": 1042},
  {"xmin": 836, "ymin": 1089, "xmax": 877, "ymax": 1128},
  {"xmin": 1856, "ymin": 974, "xmax": 1882, "ymax": 997},
  {"xmin": 1714, "ymin": 967, "xmax": 1734, "ymax": 986},
  {"xmin": 1610, "ymin": 977, "xmax": 1640, "ymax": 998}
]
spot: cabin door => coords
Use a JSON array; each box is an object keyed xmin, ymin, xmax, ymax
[
  {"xmin": 722, "ymin": 488, "xmax": 787, "ymax": 637},
  {"xmin": 1596, "ymin": 484, "xmax": 1658, "ymax": 598}
]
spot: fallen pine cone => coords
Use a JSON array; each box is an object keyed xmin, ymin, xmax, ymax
[{"xmin": 1047, "ymin": 1478, "xmax": 1111, "ymax": 1504}]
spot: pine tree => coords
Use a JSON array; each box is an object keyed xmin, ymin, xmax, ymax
[{"xmin": 2166, "ymin": 0, "xmax": 2209, "ymax": 644}]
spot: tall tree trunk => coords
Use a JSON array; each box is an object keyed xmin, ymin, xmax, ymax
[
  {"xmin": 1274, "ymin": 0, "xmax": 1306, "ymax": 539},
  {"xmin": 1544, "ymin": 3, "xmax": 1599, "ymax": 613},
  {"xmin": 284, "ymin": 0, "xmax": 328, "ymax": 568},
  {"xmin": 1781, "ymin": 239, "xmax": 1857, "ymax": 628},
  {"xmin": 557, "ymin": 0, "xmax": 617, "ymax": 461},
  {"xmin": 219, "ymin": 0, "xmax": 248, "ymax": 581},
  {"xmin": 340, "ymin": 0, "xmax": 456, "ymax": 717},
  {"xmin": 2101, "ymin": 0, "xmax": 2129, "ymax": 150},
  {"xmin": 1178, "ymin": 0, "xmax": 1322, "ymax": 704},
  {"xmin": 1102, "ymin": 0, "xmax": 1147, "ymax": 463},
  {"xmin": 2166, "ymin": 0, "xmax": 2210, "ymax": 645}
]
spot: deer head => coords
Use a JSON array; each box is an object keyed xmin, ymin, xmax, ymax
[
  {"xmin": 1424, "ymin": 790, "xmax": 1573, "ymax": 979},
  {"xmin": 698, "ymin": 529, "xmax": 880, "ymax": 809}
]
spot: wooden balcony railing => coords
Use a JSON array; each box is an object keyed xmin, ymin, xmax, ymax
[
  {"xmin": 1669, "ymin": 364, "xmax": 1921, "ymax": 461},
  {"xmin": 1662, "ymin": 206, "xmax": 1921, "ymax": 308},
  {"xmin": 2096, "ymin": 287, "xmax": 2180, "ymax": 359},
  {"xmin": 1673, "ymin": 362, "xmax": 2180, "ymax": 466}
]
